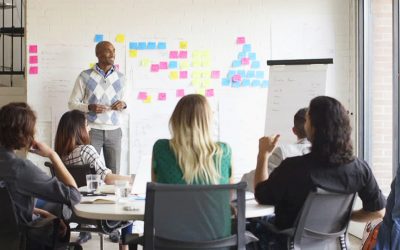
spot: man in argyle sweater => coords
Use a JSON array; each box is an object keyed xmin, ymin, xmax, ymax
[{"xmin": 69, "ymin": 41, "xmax": 128, "ymax": 175}]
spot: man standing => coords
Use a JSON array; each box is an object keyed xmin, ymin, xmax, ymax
[
  {"xmin": 241, "ymin": 108, "xmax": 310, "ymax": 192},
  {"xmin": 69, "ymin": 41, "xmax": 127, "ymax": 175}
]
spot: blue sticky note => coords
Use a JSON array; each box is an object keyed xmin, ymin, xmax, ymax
[
  {"xmin": 246, "ymin": 70, "xmax": 255, "ymax": 78},
  {"xmin": 251, "ymin": 61, "xmax": 260, "ymax": 69},
  {"xmin": 94, "ymin": 34, "xmax": 103, "ymax": 42},
  {"xmin": 138, "ymin": 42, "xmax": 147, "ymax": 50},
  {"xmin": 221, "ymin": 78, "xmax": 230, "ymax": 86},
  {"xmin": 169, "ymin": 61, "xmax": 178, "ymax": 69},
  {"xmin": 261, "ymin": 80, "xmax": 269, "ymax": 88},
  {"xmin": 147, "ymin": 42, "xmax": 156, "ymax": 49},
  {"xmin": 232, "ymin": 82, "xmax": 241, "ymax": 88},
  {"xmin": 237, "ymin": 70, "xmax": 245, "ymax": 77},
  {"xmin": 129, "ymin": 42, "xmax": 138, "ymax": 50},
  {"xmin": 227, "ymin": 70, "xmax": 236, "ymax": 78},
  {"xmin": 251, "ymin": 80, "xmax": 261, "ymax": 87},
  {"xmin": 243, "ymin": 44, "xmax": 251, "ymax": 52},
  {"xmin": 238, "ymin": 52, "xmax": 246, "ymax": 60},
  {"xmin": 249, "ymin": 52, "xmax": 256, "ymax": 60},
  {"xmin": 242, "ymin": 79, "xmax": 250, "ymax": 87},
  {"xmin": 256, "ymin": 71, "xmax": 265, "ymax": 79},
  {"xmin": 232, "ymin": 60, "xmax": 241, "ymax": 67},
  {"xmin": 157, "ymin": 42, "xmax": 166, "ymax": 49}
]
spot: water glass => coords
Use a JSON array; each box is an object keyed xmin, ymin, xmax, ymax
[
  {"xmin": 115, "ymin": 180, "xmax": 130, "ymax": 202},
  {"xmin": 86, "ymin": 174, "xmax": 101, "ymax": 192}
]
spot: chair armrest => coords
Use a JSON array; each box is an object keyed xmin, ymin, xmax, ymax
[
  {"xmin": 303, "ymin": 228, "xmax": 346, "ymax": 239},
  {"xmin": 245, "ymin": 231, "xmax": 259, "ymax": 244}
]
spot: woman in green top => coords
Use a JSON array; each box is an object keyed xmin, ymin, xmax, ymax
[{"xmin": 152, "ymin": 94, "xmax": 233, "ymax": 185}]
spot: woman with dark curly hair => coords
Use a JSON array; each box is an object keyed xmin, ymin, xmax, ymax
[{"xmin": 253, "ymin": 96, "xmax": 386, "ymax": 249}]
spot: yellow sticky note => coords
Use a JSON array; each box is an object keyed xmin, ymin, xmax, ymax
[
  {"xmin": 180, "ymin": 41, "xmax": 188, "ymax": 49},
  {"xmin": 202, "ymin": 79, "xmax": 211, "ymax": 87},
  {"xmin": 196, "ymin": 88, "xmax": 206, "ymax": 96},
  {"xmin": 201, "ymin": 50, "xmax": 210, "ymax": 57},
  {"xmin": 192, "ymin": 71, "xmax": 201, "ymax": 79},
  {"xmin": 129, "ymin": 50, "xmax": 138, "ymax": 58},
  {"xmin": 192, "ymin": 60, "xmax": 202, "ymax": 67},
  {"xmin": 179, "ymin": 61, "xmax": 189, "ymax": 69},
  {"xmin": 115, "ymin": 34, "xmax": 125, "ymax": 43},
  {"xmin": 143, "ymin": 95, "xmax": 152, "ymax": 103},
  {"xmin": 202, "ymin": 71, "xmax": 211, "ymax": 79},
  {"xmin": 192, "ymin": 79, "xmax": 201, "ymax": 87},
  {"xmin": 192, "ymin": 50, "xmax": 201, "ymax": 58},
  {"xmin": 141, "ymin": 58, "xmax": 151, "ymax": 67},
  {"xmin": 169, "ymin": 71, "xmax": 179, "ymax": 80},
  {"xmin": 89, "ymin": 63, "xmax": 95, "ymax": 68},
  {"xmin": 202, "ymin": 60, "xmax": 211, "ymax": 67}
]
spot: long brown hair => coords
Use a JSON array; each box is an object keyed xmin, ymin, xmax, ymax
[{"xmin": 55, "ymin": 110, "xmax": 90, "ymax": 158}]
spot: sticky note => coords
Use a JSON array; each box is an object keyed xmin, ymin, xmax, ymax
[
  {"xmin": 94, "ymin": 34, "xmax": 104, "ymax": 43},
  {"xmin": 192, "ymin": 71, "xmax": 201, "ymax": 79},
  {"xmin": 169, "ymin": 71, "xmax": 179, "ymax": 80},
  {"xmin": 205, "ymin": 89, "xmax": 214, "ymax": 97},
  {"xmin": 179, "ymin": 61, "xmax": 189, "ymax": 69},
  {"xmin": 138, "ymin": 92, "xmax": 147, "ymax": 100},
  {"xmin": 115, "ymin": 34, "xmax": 125, "ymax": 43},
  {"xmin": 197, "ymin": 88, "xmax": 205, "ymax": 96},
  {"xmin": 150, "ymin": 64, "xmax": 160, "ymax": 72},
  {"xmin": 246, "ymin": 70, "xmax": 255, "ymax": 78},
  {"xmin": 169, "ymin": 51, "xmax": 179, "ymax": 59},
  {"xmin": 147, "ymin": 42, "xmax": 156, "ymax": 49},
  {"xmin": 129, "ymin": 42, "xmax": 138, "ymax": 50},
  {"xmin": 158, "ymin": 92, "xmax": 167, "ymax": 101},
  {"xmin": 232, "ymin": 74, "xmax": 242, "ymax": 82},
  {"xmin": 157, "ymin": 42, "xmax": 166, "ymax": 49},
  {"xmin": 168, "ymin": 61, "xmax": 178, "ymax": 69},
  {"xmin": 238, "ymin": 52, "xmax": 245, "ymax": 60},
  {"xmin": 236, "ymin": 37, "xmax": 246, "ymax": 44},
  {"xmin": 243, "ymin": 44, "xmax": 251, "ymax": 52},
  {"xmin": 242, "ymin": 58, "xmax": 250, "ymax": 65},
  {"xmin": 89, "ymin": 63, "xmax": 95, "ymax": 68},
  {"xmin": 141, "ymin": 58, "xmax": 151, "ymax": 67},
  {"xmin": 176, "ymin": 89, "xmax": 185, "ymax": 97},
  {"xmin": 138, "ymin": 42, "xmax": 147, "ymax": 50},
  {"xmin": 29, "ymin": 66, "xmax": 38, "ymax": 75},
  {"xmin": 179, "ymin": 71, "xmax": 188, "ymax": 79},
  {"xmin": 251, "ymin": 80, "xmax": 261, "ymax": 86},
  {"xmin": 211, "ymin": 70, "xmax": 220, "ymax": 79},
  {"xmin": 203, "ymin": 79, "xmax": 211, "ymax": 87},
  {"xmin": 144, "ymin": 95, "xmax": 152, "ymax": 103},
  {"xmin": 221, "ymin": 78, "xmax": 230, "ymax": 86},
  {"xmin": 232, "ymin": 60, "xmax": 241, "ymax": 67},
  {"xmin": 202, "ymin": 71, "xmax": 211, "ymax": 79},
  {"xmin": 192, "ymin": 79, "xmax": 201, "ymax": 87},
  {"xmin": 29, "ymin": 55, "xmax": 38, "ymax": 64},
  {"xmin": 180, "ymin": 41, "xmax": 188, "ymax": 49},
  {"xmin": 251, "ymin": 61, "xmax": 260, "ymax": 69},
  {"xmin": 192, "ymin": 50, "xmax": 201, "ymax": 58},
  {"xmin": 201, "ymin": 50, "xmax": 210, "ymax": 57},
  {"xmin": 227, "ymin": 70, "xmax": 235, "ymax": 78},
  {"xmin": 29, "ymin": 45, "xmax": 37, "ymax": 53},
  {"xmin": 242, "ymin": 79, "xmax": 251, "ymax": 87},
  {"xmin": 192, "ymin": 60, "xmax": 202, "ymax": 67},
  {"xmin": 232, "ymin": 82, "xmax": 241, "ymax": 88},
  {"xmin": 179, "ymin": 51, "xmax": 188, "ymax": 59},
  {"xmin": 237, "ymin": 70, "xmax": 245, "ymax": 77},
  {"xmin": 129, "ymin": 50, "xmax": 138, "ymax": 58},
  {"xmin": 256, "ymin": 71, "xmax": 265, "ymax": 79},
  {"xmin": 159, "ymin": 62, "xmax": 168, "ymax": 69},
  {"xmin": 249, "ymin": 52, "xmax": 256, "ymax": 60},
  {"xmin": 261, "ymin": 80, "xmax": 269, "ymax": 88}
]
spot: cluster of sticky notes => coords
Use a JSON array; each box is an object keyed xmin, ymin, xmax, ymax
[
  {"xmin": 192, "ymin": 50, "xmax": 211, "ymax": 68},
  {"xmin": 28, "ymin": 45, "xmax": 38, "ymax": 75},
  {"xmin": 129, "ymin": 41, "xmax": 166, "ymax": 50},
  {"xmin": 136, "ymin": 90, "xmax": 188, "ymax": 103},
  {"xmin": 221, "ymin": 37, "xmax": 268, "ymax": 88}
]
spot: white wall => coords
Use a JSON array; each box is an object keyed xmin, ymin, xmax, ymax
[{"xmin": 26, "ymin": 0, "xmax": 356, "ymax": 182}]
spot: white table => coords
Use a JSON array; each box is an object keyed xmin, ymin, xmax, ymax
[{"xmin": 73, "ymin": 196, "xmax": 274, "ymax": 221}]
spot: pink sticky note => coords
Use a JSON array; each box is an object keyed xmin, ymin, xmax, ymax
[
  {"xmin": 159, "ymin": 62, "xmax": 168, "ymax": 69},
  {"xmin": 232, "ymin": 74, "xmax": 242, "ymax": 82},
  {"xmin": 29, "ymin": 66, "xmax": 38, "ymax": 75},
  {"xmin": 137, "ymin": 91, "xmax": 147, "ymax": 100},
  {"xmin": 211, "ymin": 70, "xmax": 220, "ymax": 79},
  {"xmin": 151, "ymin": 64, "xmax": 160, "ymax": 72},
  {"xmin": 176, "ymin": 89, "xmax": 185, "ymax": 97},
  {"xmin": 179, "ymin": 71, "xmax": 188, "ymax": 79},
  {"xmin": 158, "ymin": 92, "xmax": 167, "ymax": 101},
  {"xmin": 169, "ymin": 51, "xmax": 178, "ymax": 59},
  {"xmin": 242, "ymin": 57, "xmax": 250, "ymax": 65},
  {"xmin": 205, "ymin": 89, "xmax": 214, "ymax": 97},
  {"xmin": 179, "ymin": 51, "xmax": 188, "ymax": 59},
  {"xmin": 29, "ymin": 55, "xmax": 38, "ymax": 64},
  {"xmin": 114, "ymin": 64, "xmax": 120, "ymax": 71},
  {"xmin": 236, "ymin": 37, "xmax": 246, "ymax": 44},
  {"xmin": 29, "ymin": 45, "xmax": 37, "ymax": 53}
]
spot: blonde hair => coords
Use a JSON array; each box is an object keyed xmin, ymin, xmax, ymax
[{"xmin": 169, "ymin": 94, "xmax": 222, "ymax": 184}]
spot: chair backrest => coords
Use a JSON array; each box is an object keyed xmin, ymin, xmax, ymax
[
  {"xmin": 45, "ymin": 161, "xmax": 94, "ymax": 187},
  {"xmin": 292, "ymin": 188, "xmax": 356, "ymax": 250},
  {"xmin": 143, "ymin": 182, "xmax": 248, "ymax": 250},
  {"xmin": 0, "ymin": 181, "xmax": 26, "ymax": 250}
]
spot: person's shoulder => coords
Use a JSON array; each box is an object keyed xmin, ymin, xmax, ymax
[
  {"xmin": 280, "ymin": 152, "xmax": 311, "ymax": 168},
  {"xmin": 153, "ymin": 139, "xmax": 170, "ymax": 150},
  {"xmin": 217, "ymin": 142, "xmax": 232, "ymax": 154},
  {"xmin": 80, "ymin": 144, "xmax": 98, "ymax": 154}
]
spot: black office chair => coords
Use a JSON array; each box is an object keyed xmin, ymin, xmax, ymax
[
  {"xmin": 261, "ymin": 187, "xmax": 356, "ymax": 250},
  {"xmin": 123, "ymin": 182, "xmax": 258, "ymax": 250}
]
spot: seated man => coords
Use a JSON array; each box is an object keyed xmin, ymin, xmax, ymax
[{"xmin": 241, "ymin": 107, "xmax": 310, "ymax": 192}]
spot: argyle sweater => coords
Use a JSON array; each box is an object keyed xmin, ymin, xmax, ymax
[{"xmin": 69, "ymin": 67, "xmax": 127, "ymax": 130}]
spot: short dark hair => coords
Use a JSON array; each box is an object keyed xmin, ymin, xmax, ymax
[
  {"xmin": 293, "ymin": 107, "xmax": 308, "ymax": 138},
  {"xmin": 95, "ymin": 41, "xmax": 112, "ymax": 56},
  {"xmin": 308, "ymin": 96, "xmax": 354, "ymax": 165},
  {"xmin": 54, "ymin": 110, "xmax": 90, "ymax": 158},
  {"xmin": 0, "ymin": 102, "xmax": 36, "ymax": 150}
]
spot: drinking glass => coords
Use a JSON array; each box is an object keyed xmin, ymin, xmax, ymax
[{"xmin": 86, "ymin": 174, "xmax": 101, "ymax": 192}]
